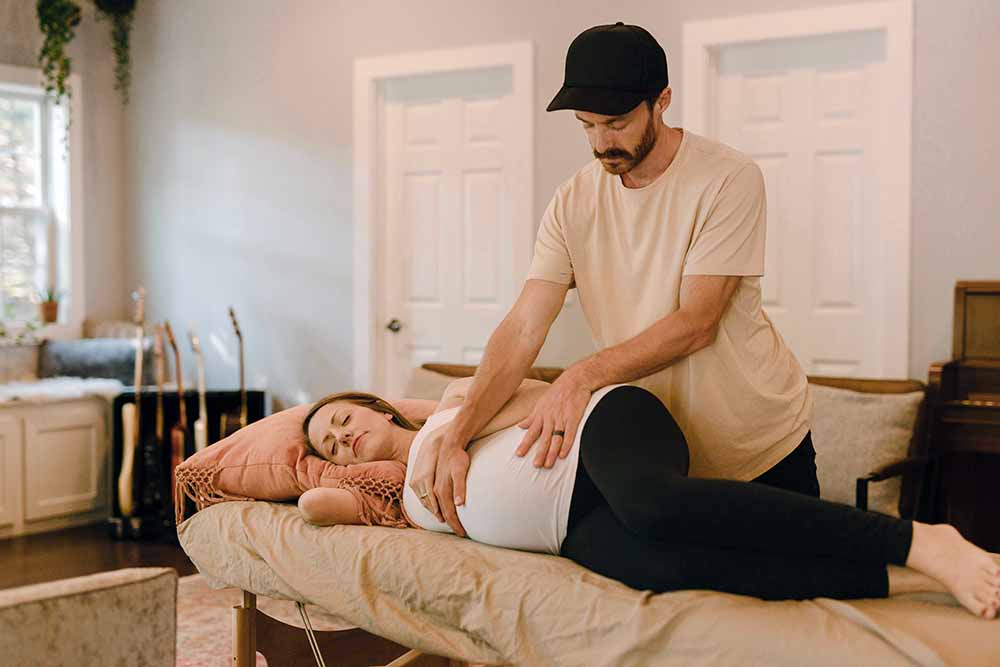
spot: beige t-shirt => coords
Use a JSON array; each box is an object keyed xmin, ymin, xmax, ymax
[{"xmin": 526, "ymin": 129, "xmax": 812, "ymax": 481}]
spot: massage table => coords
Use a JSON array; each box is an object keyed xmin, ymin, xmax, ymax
[{"xmin": 178, "ymin": 499, "xmax": 1000, "ymax": 667}]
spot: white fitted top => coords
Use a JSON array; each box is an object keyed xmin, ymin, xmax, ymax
[{"xmin": 402, "ymin": 384, "xmax": 626, "ymax": 554}]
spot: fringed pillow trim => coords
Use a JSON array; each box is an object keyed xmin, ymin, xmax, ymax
[
  {"xmin": 338, "ymin": 476, "xmax": 415, "ymax": 529},
  {"xmin": 174, "ymin": 465, "xmax": 254, "ymax": 526}
]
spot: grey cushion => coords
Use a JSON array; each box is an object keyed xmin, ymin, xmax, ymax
[
  {"xmin": 37, "ymin": 337, "xmax": 156, "ymax": 386},
  {"xmin": 810, "ymin": 384, "xmax": 924, "ymax": 517}
]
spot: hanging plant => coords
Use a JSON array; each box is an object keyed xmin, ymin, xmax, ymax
[
  {"xmin": 36, "ymin": 0, "xmax": 82, "ymax": 106},
  {"xmin": 94, "ymin": 0, "xmax": 137, "ymax": 106}
]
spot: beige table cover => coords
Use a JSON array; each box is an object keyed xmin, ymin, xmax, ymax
[{"xmin": 177, "ymin": 501, "xmax": 1000, "ymax": 667}]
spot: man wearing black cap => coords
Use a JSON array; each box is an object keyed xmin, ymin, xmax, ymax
[{"xmin": 411, "ymin": 22, "xmax": 814, "ymax": 538}]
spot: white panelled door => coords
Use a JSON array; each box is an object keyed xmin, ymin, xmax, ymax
[
  {"xmin": 377, "ymin": 67, "xmax": 526, "ymax": 397},
  {"xmin": 713, "ymin": 31, "xmax": 897, "ymax": 377}
]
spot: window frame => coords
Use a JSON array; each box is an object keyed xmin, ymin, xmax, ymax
[{"xmin": 0, "ymin": 63, "xmax": 85, "ymax": 340}]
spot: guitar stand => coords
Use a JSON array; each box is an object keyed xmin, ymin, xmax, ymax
[
  {"xmin": 106, "ymin": 514, "xmax": 176, "ymax": 542},
  {"xmin": 107, "ymin": 515, "xmax": 148, "ymax": 540}
]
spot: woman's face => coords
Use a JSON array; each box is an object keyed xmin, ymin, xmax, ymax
[{"xmin": 306, "ymin": 401, "xmax": 398, "ymax": 465}]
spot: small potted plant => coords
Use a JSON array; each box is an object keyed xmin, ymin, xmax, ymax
[{"xmin": 37, "ymin": 287, "xmax": 64, "ymax": 324}]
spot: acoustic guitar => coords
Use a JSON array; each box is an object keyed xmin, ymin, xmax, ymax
[
  {"xmin": 117, "ymin": 287, "xmax": 145, "ymax": 518},
  {"xmin": 189, "ymin": 330, "xmax": 209, "ymax": 451},
  {"xmin": 163, "ymin": 321, "xmax": 188, "ymax": 514},
  {"xmin": 219, "ymin": 307, "xmax": 248, "ymax": 438},
  {"xmin": 138, "ymin": 323, "xmax": 166, "ymax": 517}
]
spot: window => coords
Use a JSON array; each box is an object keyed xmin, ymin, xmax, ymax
[{"xmin": 0, "ymin": 64, "xmax": 78, "ymax": 330}]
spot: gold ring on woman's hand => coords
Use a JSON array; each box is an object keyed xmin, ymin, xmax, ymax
[{"xmin": 553, "ymin": 430, "xmax": 565, "ymax": 437}]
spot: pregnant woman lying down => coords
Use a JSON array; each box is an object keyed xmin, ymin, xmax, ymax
[{"xmin": 298, "ymin": 377, "xmax": 1000, "ymax": 620}]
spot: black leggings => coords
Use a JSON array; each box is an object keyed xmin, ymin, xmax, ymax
[{"xmin": 560, "ymin": 385, "xmax": 914, "ymax": 600}]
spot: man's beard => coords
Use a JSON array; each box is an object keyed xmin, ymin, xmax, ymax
[{"xmin": 594, "ymin": 110, "xmax": 658, "ymax": 175}]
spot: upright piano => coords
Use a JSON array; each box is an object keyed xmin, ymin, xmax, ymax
[{"xmin": 927, "ymin": 281, "xmax": 1000, "ymax": 550}]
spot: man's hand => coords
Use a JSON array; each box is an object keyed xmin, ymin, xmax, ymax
[
  {"xmin": 515, "ymin": 371, "xmax": 592, "ymax": 468},
  {"xmin": 408, "ymin": 423, "xmax": 470, "ymax": 537}
]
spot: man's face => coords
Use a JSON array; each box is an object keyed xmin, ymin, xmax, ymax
[{"xmin": 575, "ymin": 101, "xmax": 659, "ymax": 175}]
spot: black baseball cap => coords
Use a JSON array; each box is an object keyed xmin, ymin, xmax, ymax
[{"xmin": 547, "ymin": 22, "xmax": 669, "ymax": 116}]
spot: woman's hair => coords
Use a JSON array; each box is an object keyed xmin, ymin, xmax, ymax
[{"xmin": 301, "ymin": 391, "xmax": 425, "ymax": 456}]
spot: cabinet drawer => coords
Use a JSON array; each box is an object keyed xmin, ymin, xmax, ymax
[{"xmin": 23, "ymin": 402, "xmax": 107, "ymax": 522}]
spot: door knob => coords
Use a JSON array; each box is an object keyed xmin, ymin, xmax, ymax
[{"xmin": 386, "ymin": 318, "xmax": 402, "ymax": 333}]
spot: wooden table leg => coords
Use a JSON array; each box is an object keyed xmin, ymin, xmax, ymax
[{"xmin": 232, "ymin": 591, "xmax": 257, "ymax": 666}]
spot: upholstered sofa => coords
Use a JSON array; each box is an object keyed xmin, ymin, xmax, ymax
[{"xmin": 0, "ymin": 567, "xmax": 177, "ymax": 667}]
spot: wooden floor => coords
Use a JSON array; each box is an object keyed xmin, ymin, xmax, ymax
[{"xmin": 0, "ymin": 521, "xmax": 198, "ymax": 591}]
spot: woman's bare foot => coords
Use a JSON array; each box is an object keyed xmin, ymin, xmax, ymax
[{"xmin": 905, "ymin": 523, "xmax": 1000, "ymax": 619}]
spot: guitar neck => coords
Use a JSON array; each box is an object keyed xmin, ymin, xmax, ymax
[
  {"xmin": 238, "ymin": 337, "xmax": 247, "ymax": 428},
  {"xmin": 132, "ymin": 325, "xmax": 144, "ymax": 437},
  {"xmin": 173, "ymin": 346, "xmax": 186, "ymax": 428},
  {"xmin": 195, "ymin": 353, "xmax": 208, "ymax": 424},
  {"xmin": 120, "ymin": 286, "xmax": 146, "ymax": 519},
  {"xmin": 133, "ymin": 326, "xmax": 144, "ymax": 389},
  {"xmin": 165, "ymin": 321, "xmax": 186, "ymax": 429},
  {"xmin": 228, "ymin": 307, "xmax": 248, "ymax": 430},
  {"xmin": 188, "ymin": 331, "xmax": 209, "ymax": 426},
  {"xmin": 154, "ymin": 326, "xmax": 165, "ymax": 441}
]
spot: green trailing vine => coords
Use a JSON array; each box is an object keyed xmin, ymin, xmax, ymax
[
  {"xmin": 35, "ymin": 0, "xmax": 137, "ymax": 157},
  {"xmin": 94, "ymin": 0, "xmax": 137, "ymax": 105},
  {"xmin": 36, "ymin": 0, "xmax": 82, "ymax": 148}
]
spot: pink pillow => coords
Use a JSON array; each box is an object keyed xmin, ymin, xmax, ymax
[{"xmin": 174, "ymin": 402, "xmax": 414, "ymax": 528}]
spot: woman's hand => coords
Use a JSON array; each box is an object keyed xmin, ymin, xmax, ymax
[
  {"xmin": 408, "ymin": 425, "xmax": 445, "ymax": 519},
  {"xmin": 408, "ymin": 423, "xmax": 470, "ymax": 537},
  {"xmin": 409, "ymin": 376, "xmax": 554, "ymax": 537}
]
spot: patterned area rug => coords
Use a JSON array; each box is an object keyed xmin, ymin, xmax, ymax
[
  {"xmin": 177, "ymin": 574, "xmax": 268, "ymax": 666},
  {"xmin": 177, "ymin": 573, "xmax": 359, "ymax": 666}
]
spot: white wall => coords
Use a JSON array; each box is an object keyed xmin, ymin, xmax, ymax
[
  {"xmin": 4, "ymin": 0, "xmax": 999, "ymax": 408},
  {"xmin": 908, "ymin": 0, "xmax": 1000, "ymax": 377}
]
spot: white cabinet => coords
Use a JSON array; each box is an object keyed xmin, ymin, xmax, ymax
[
  {"xmin": 0, "ymin": 397, "xmax": 110, "ymax": 538},
  {"xmin": 0, "ymin": 416, "xmax": 20, "ymax": 528},
  {"xmin": 24, "ymin": 400, "xmax": 107, "ymax": 521}
]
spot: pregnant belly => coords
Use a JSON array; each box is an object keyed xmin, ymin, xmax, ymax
[{"xmin": 405, "ymin": 428, "xmax": 579, "ymax": 554}]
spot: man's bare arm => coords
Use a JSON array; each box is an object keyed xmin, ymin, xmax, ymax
[
  {"xmin": 511, "ymin": 275, "xmax": 744, "ymax": 470},
  {"xmin": 566, "ymin": 274, "xmax": 742, "ymax": 391},
  {"xmin": 411, "ymin": 279, "xmax": 568, "ymax": 535},
  {"xmin": 442, "ymin": 378, "xmax": 550, "ymax": 438},
  {"xmin": 445, "ymin": 279, "xmax": 569, "ymax": 447}
]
